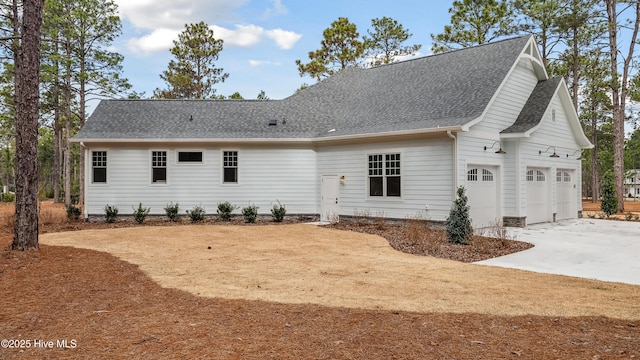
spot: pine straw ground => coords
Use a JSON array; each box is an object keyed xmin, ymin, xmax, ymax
[{"xmin": 0, "ymin": 202, "xmax": 639, "ymax": 359}]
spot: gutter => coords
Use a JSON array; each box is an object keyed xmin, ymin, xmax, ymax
[{"xmin": 70, "ymin": 126, "xmax": 465, "ymax": 145}]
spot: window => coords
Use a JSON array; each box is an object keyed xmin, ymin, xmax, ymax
[
  {"xmin": 557, "ymin": 171, "xmax": 570, "ymax": 182},
  {"xmin": 223, "ymin": 151, "xmax": 238, "ymax": 183},
  {"xmin": 152, "ymin": 151, "xmax": 167, "ymax": 183},
  {"xmin": 368, "ymin": 153, "xmax": 401, "ymax": 197},
  {"xmin": 92, "ymin": 151, "xmax": 107, "ymax": 183},
  {"xmin": 482, "ymin": 169, "xmax": 494, "ymax": 182},
  {"xmin": 178, "ymin": 151, "xmax": 203, "ymax": 163},
  {"xmin": 467, "ymin": 168, "xmax": 478, "ymax": 181},
  {"xmin": 528, "ymin": 169, "xmax": 545, "ymax": 182}
]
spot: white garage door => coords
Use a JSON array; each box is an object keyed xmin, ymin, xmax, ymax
[
  {"xmin": 466, "ymin": 167, "xmax": 499, "ymax": 228},
  {"xmin": 527, "ymin": 168, "xmax": 549, "ymax": 224},
  {"xmin": 556, "ymin": 169, "xmax": 576, "ymax": 220}
]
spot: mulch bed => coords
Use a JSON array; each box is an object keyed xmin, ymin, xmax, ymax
[
  {"xmin": 1, "ymin": 220, "xmax": 639, "ymax": 359},
  {"xmin": 326, "ymin": 220, "xmax": 534, "ymax": 262}
]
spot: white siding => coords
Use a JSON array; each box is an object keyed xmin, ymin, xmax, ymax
[
  {"xmin": 85, "ymin": 145, "xmax": 317, "ymax": 216},
  {"xmin": 471, "ymin": 59, "xmax": 539, "ymax": 133},
  {"xmin": 317, "ymin": 137, "xmax": 454, "ymax": 221}
]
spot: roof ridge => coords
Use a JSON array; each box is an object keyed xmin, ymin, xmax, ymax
[{"xmin": 369, "ymin": 34, "xmax": 532, "ymax": 70}]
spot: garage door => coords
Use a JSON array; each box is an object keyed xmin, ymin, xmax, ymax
[
  {"xmin": 556, "ymin": 169, "xmax": 576, "ymax": 220},
  {"xmin": 466, "ymin": 167, "xmax": 499, "ymax": 228},
  {"xmin": 527, "ymin": 168, "xmax": 549, "ymax": 224}
]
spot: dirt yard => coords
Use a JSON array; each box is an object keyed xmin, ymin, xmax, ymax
[{"xmin": 1, "ymin": 201, "xmax": 639, "ymax": 359}]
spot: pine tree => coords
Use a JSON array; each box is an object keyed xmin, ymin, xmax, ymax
[
  {"xmin": 154, "ymin": 21, "xmax": 228, "ymax": 99},
  {"xmin": 445, "ymin": 186, "xmax": 473, "ymax": 245},
  {"xmin": 600, "ymin": 170, "xmax": 618, "ymax": 217}
]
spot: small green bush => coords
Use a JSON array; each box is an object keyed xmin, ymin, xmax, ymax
[
  {"xmin": 2, "ymin": 193, "xmax": 14, "ymax": 202},
  {"xmin": 164, "ymin": 202, "xmax": 180, "ymax": 222},
  {"xmin": 217, "ymin": 201, "xmax": 238, "ymax": 221},
  {"xmin": 104, "ymin": 204, "xmax": 119, "ymax": 223},
  {"xmin": 600, "ymin": 171, "xmax": 618, "ymax": 217},
  {"xmin": 445, "ymin": 186, "xmax": 473, "ymax": 245},
  {"xmin": 133, "ymin": 203, "xmax": 151, "ymax": 224},
  {"xmin": 271, "ymin": 200, "xmax": 286, "ymax": 222},
  {"xmin": 66, "ymin": 204, "xmax": 81, "ymax": 220},
  {"xmin": 242, "ymin": 203, "xmax": 259, "ymax": 223},
  {"xmin": 187, "ymin": 205, "xmax": 206, "ymax": 223}
]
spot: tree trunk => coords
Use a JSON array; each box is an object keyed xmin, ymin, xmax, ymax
[
  {"xmin": 64, "ymin": 25, "xmax": 72, "ymax": 206},
  {"xmin": 591, "ymin": 115, "xmax": 599, "ymax": 202},
  {"xmin": 571, "ymin": 26, "xmax": 579, "ymax": 111},
  {"xmin": 53, "ymin": 40, "xmax": 62, "ymax": 203},
  {"xmin": 79, "ymin": 55, "xmax": 86, "ymax": 206},
  {"xmin": 605, "ymin": 0, "xmax": 640, "ymax": 213},
  {"xmin": 12, "ymin": 0, "xmax": 44, "ymax": 250}
]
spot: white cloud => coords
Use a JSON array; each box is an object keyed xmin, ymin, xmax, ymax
[
  {"xmin": 114, "ymin": 0, "xmax": 248, "ymax": 31},
  {"xmin": 127, "ymin": 28, "xmax": 180, "ymax": 54},
  {"xmin": 263, "ymin": 0, "xmax": 288, "ymax": 18},
  {"xmin": 249, "ymin": 60, "xmax": 281, "ymax": 67},
  {"xmin": 127, "ymin": 24, "xmax": 302, "ymax": 54},
  {"xmin": 212, "ymin": 24, "xmax": 263, "ymax": 48},
  {"xmin": 117, "ymin": 0, "xmax": 301, "ymax": 54},
  {"xmin": 265, "ymin": 29, "xmax": 302, "ymax": 50}
]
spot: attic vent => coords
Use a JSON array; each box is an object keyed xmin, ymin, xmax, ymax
[{"xmin": 268, "ymin": 119, "xmax": 277, "ymax": 126}]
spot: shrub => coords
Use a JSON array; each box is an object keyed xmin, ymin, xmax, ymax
[
  {"xmin": 133, "ymin": 203, "xmax": 151, "ymax": 224},
  {"xmin": 600, "ymin": 171, "xmax": 618, "ymax": 217},
  {"xmin": 445, "ymin": 186, "xmax": 473, "ymax": 245},
  {"xmin": 217, "ymin": 201, "xmax": 237, "ymax": 221},
  {"xmin": 1, "ymin": 193, "xmax": 14, "ymax": 202},
  {"xmin": 271, "ymin": 200, "xmax": 286, "ymax": 222},
  {"xmin": 242, "ymin": 203, "xmax": 259, "ymax": 223},
  {"xmin": 164, "ymin": 202, "xmax": 180, "ymax": 222},
  {"xmin": 187, "ymin": 205, "xmax": 206, "ymax": 223},
  {"xmin": 104, "ymin": 204, "xmax": 119, "ymax": 223},
  {"xmin": 66, "ymin": 204, "xmax": 81, "ymax": 221}
]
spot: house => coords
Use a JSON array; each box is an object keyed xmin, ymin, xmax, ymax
[
  {"xmin": 625, "ymin": 169, "xmax": 640, "ymax": 198},
  {"xmin": 72, "ymin": 35, "xmax": 592, "ymax": 227}
]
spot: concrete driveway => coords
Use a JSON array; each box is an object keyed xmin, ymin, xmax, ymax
[{"xmin": 475, "ymin": 218, "xmax": 640, "ymax": 285}]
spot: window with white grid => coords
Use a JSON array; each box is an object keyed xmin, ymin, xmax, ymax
[
  {"xmin": 482, "ymin": 169, "xmax": 494, "ymax": 181},
  {"xmin": 223, "ymin": 151, "xmax": 238, "ymax": 183},
  {"xmin": 368, "ymin": 153, "xmax": 400, "ymax": 197},
  {"xmin": 152, "ymin": 151, "xmax": 167, "ymax": 183},
  {"xmin": 92, "ymin": 151, "xmax": 107, "ymax": 183}
]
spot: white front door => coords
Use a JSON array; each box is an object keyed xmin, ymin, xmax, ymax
[{"xmin": 321, "ymin": 175, "xmax": 340, "ymax": 222}]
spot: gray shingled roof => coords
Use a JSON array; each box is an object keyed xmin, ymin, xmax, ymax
[
  {"xmin": 501, "ymin": 77, "xmax": 562, "ymax": 134},
  {"xmin": 74, "ymin": 35, "xmax": 534, "ymax": 141}
]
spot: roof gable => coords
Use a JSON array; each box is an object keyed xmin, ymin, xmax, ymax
[{"xmin": 501, "ymin": 77, "xmax": 592, "ymax": 149}]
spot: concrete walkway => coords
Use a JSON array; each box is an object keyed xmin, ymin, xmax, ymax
[{"xmin": 475, "ymin": 218, "xmax": 640, "ymax": 285}]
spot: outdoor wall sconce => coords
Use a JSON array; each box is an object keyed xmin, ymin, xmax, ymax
[
  {"xmin": 567, "ymin": 149, "xmax": 584, "ymax": 160},
  {"xmin": 340, "ymin": 175, "xmax": 346, "ymax": 184},
  {"xmin": 484, "ymin": 141, "xmax": 506, "ymax": 154},
  {"xmin": 540, "ymin": 146, "xmax": 560, "ymax": 158}
]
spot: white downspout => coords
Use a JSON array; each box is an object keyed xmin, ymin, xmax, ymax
[
  {"xmin": 80, "ymin": 142, "xmax": 88, "ymax": 220},
  {"xmin": 447, "ymin": 131, "xmax": 457, "ymax": 196}
]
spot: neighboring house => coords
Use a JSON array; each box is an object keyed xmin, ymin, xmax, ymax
[
  {"xmin": 625, "ymin": 169, "xmax": 640, "ymax": 198},
  {"xmin": 73, "ymin": 35, "xmax": 592, "ymax": 227}
]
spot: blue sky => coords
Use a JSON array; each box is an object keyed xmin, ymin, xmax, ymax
[{"xmin": 111, "ymin": 0, "xmax": 453, "ymax": 101}]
